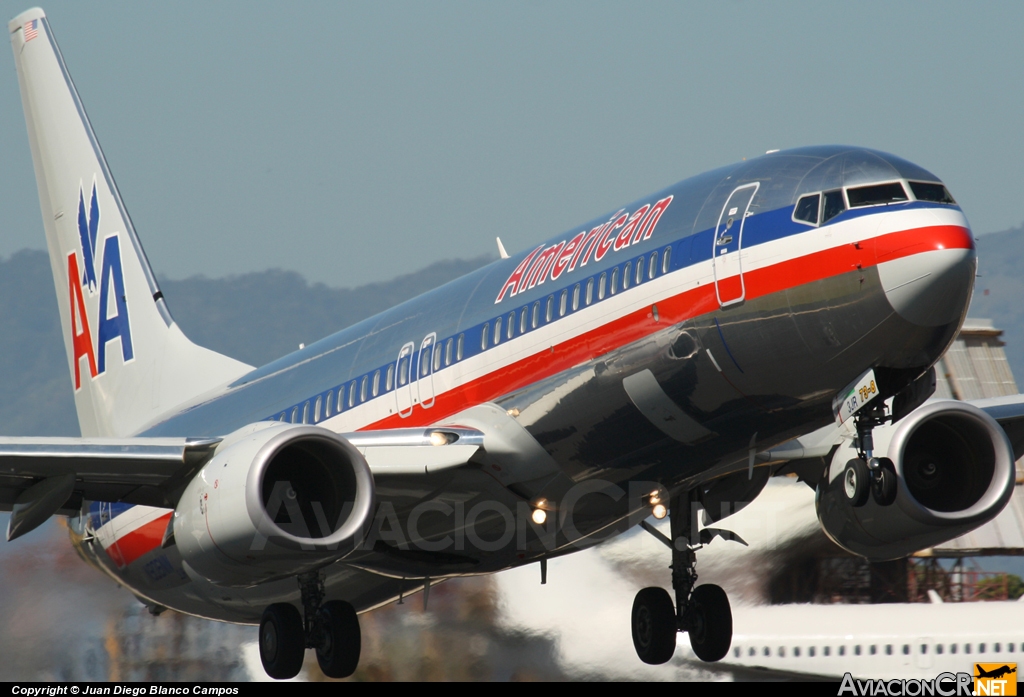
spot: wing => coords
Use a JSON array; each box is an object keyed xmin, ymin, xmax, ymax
[{"xmin": 0, "ymin": 426, "xmax": 483, "ymax": 540}]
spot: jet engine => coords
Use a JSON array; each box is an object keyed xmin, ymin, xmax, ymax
[
  {"xmin": 173, "ymin": 422, "xmax": 376, "ymax": 587},
  {"xmin": 815, "ymin": 400, "xmax": 1016, "ymax": 561}
]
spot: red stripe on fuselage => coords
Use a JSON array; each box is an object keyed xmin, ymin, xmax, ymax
[
  {"xmin": 362, "ymin": 224, "xmax": 971, "ymax": 430},
  {"xmin": 105, "ymin": 512, "xmax": 171, "ymax": 568}
]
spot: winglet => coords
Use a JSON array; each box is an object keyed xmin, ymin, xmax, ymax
[{"xmin": 496, "ymin": 237, "xmax": 509, "ymax": 259}]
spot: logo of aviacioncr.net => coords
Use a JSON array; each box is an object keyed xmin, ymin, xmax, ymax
[{"xmin": 974, "ymin": 663, "xmax": 1017, "ymax": 696}]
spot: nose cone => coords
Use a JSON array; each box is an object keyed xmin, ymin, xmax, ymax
[{"xmin": 876, "ymin": 217, "xmax": 976, "ymax": 327}]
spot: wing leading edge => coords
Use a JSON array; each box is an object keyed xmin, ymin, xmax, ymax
[{"xmin": 0, "ymin": 426, "xmax": 484, "ymax": 541}]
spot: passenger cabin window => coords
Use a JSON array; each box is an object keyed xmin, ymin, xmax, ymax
[
  {"xmin": 360, "ymin": 376, "xmax": 368, "ymax": 401},
  {"xmin": 532, "ymin": 301, "xmax": 540, "ymax": 328},
  {"xmin": 585, "ymin": 278, "xmax": 594, "ymax": 305},
  {"xmin": 572, "ymin": 284, "xmax": 580, "ymax": 311},
  {"xmin": 648, "ymin": 252, "xmax": 658, "ymax": 280},
  {"xmin": 348, "ymin": 381, "xmax": 357, "ymax": 406},
  {"xmin": 457, "ymin": 334, "xmax": 464, "ymax": 360},
  {"xmin": 481, "ymin": 323, "xmax": 489, "ymax": 350},
  {"xmin": 623, "ymin": 262, "xmax": 632, "ymax": 289},
  {"xmin": 545, "ymin": 296, "xmax": 554, "ymax": 322},
  {"xmin": 822, "ymin": 189, "xmax": 846, "ymax": 224},
  {"xmin": 598, "ymin": 273, "xmax": 607, "ymax": 300},
  {"xmin": 507, "ymin": 311, "xmax": 515, "ymax": 339},
  {"xmin": 314, "ymin": 396, "xmax": 322, "ymax": 422},
  {"xmin": 433, "ymin": 343, "xmax": 442, "ymax": 371},
  {"xmin": 635, "ymin": 259, "xmax": 644, "ymax": 285},
  {"xmin": 847, "ymin": 182, "xmax": 908, "ymax": 208},
  {"xmin": 445, "ymin": 338, "xmax": 453, "ymax": 366},
  {"xmin": 559, "ymin": 289, "xmax": 568, "ymax": 316},
  {"xmin": 386, "ymin": 365, "xmax": 394, "ymax": 390},
  {"xmin": 494, "ymin": 316, "xmax": 502, "ymax": 345},
  {"xmin": 302, "ymin": 401, "xmax": 310, "ymax": 424},
  {"xmin": 520, "ymin": 307, "xmax": 528, "ymax": 334},
  {"xmin": 325, "ymin": 390, "xmax": 333, "ymax": 418},
  {"xmin": 794, "ymin": 193, "xmax": 820, "ymax": 225},
  {"xmin": 337, "ymin": 386, "xmax": 345, "ymax": 413},
  {"xmin": 910, "ymin": 181, "xmax": 956, "ymax": 204},
  {"xmin": 291, "ymin": 406, "xmax": 298, "ymax": 423},
  {"xmin": 373, "ymin": 370, "xmax": 381, "ymax": 396},
  {"xmin": 662, "ymin": 246, "xmax": 672, "ymax": 274}
]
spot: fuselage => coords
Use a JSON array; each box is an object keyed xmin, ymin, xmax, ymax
[{"xmin": 71, "ymin": 145, "xmax": 977, "ymax": 623}]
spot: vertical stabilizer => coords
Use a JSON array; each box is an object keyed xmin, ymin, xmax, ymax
[{"xmin": 9, "ymin": 9, "xmax": 252, "ymax": 437}]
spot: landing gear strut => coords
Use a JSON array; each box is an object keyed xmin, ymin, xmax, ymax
[
  {"xmin": 258, "ymin": 571, "xmax": 361, "ymax": 680},
  {"xmin": 843, "ymin": 404, "xmax": 897, "ymax": 508},
  {"xmin": 632, "ymin": 492, "xmax": 733, "ymax": 665}
]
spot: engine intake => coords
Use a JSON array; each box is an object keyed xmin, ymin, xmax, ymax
[
  {"xmin": 816, "ymin": 400, "xmax": 1015, "ymax": 560},
  {"xmin": 174, "ymin": 422, "xmax": 375, "ymax": 587}
]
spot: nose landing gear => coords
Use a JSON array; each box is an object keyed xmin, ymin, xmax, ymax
[
  {"xmin": 258, "ymin": 571, "xmax": 362, "ymax": 680},
  {"xmin": 631, "ymin": 493, "xmax": 738, "ymax": 665},
  {"xmin": 843, "ymin": 404, "xmax": 898, "ymax": 508}
]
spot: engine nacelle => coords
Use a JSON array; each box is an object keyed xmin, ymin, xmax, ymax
[
  {"xmin": 816, "ymin": 400, "xmax": 1016, "ymax": 561},
  {"xmin": 174, "ymin": 422, "xmax": 375, "ymax": 587}
]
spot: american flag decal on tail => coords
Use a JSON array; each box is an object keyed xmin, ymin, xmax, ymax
[{"xmin": 23, "ymin": 19, "xmax": 39, "ymax": 42}]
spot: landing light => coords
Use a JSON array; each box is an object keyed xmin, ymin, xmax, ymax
[
  {"xmin": 652, "ymin": 504, "xmax": 667, "ymax": 520},
  {"xmin": 429, "ymin": 431, "xmax": 451, "ymax": 446},
  {"xmin": 531, "ymin": 508, "xmax": 547, "ymax": 525}
]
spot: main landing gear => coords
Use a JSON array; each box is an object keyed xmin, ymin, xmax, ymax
[
  {"xmin": 632, "ymin": 493, "xmax": 737, "ymax": 665},
  {"xmin": 842, "ymin": 404, "xmax": 897, "ymax": 508},
  {"xmin": 259, "ymin": 571, "xmax": 361, "ymax": 680}
]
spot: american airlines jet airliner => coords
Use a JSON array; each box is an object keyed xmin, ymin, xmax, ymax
[{"xmin": 6, "ymin": 8, "xmax": 1024, "ymax": 680}]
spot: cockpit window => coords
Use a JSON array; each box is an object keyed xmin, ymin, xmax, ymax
[
  {"xmin": 847, "ymin": 182, "xmax": 908, "ymax": 208},
  {"xmin": 794, "ymin": 193, "xmax": 820, "ymax": 226},
  {"xmin": 821, "ymin": 189, "xmax": 846, "ymax": 224},
  {"xmin": 909, "ymin": 181, "xmax": 956, "ymax": 204}
]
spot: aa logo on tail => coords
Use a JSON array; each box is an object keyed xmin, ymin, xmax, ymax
[{"xmin": 68, "ymin": 181, "xmax": 134, "ymax": 389}]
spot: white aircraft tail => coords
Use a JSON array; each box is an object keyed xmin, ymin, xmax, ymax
[{"xmin": 9, "ymin": 8, "xmax": 252, "ymax": 437}]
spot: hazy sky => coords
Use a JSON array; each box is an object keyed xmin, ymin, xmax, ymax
[{"xmin": 2, "ymin": 1, "xmax": 1024, "ymax": 288}]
